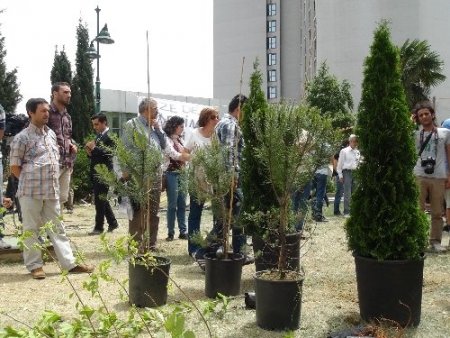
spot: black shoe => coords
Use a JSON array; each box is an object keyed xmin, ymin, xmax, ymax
[
  {"xmin": 196, "ymin": 258, "xmax": 206, "ymax": 271},
  {"xmin": 315, "ymin": 216, "xmax": 329, "ymax": 222},
  {"xmin": 443, "ymin": 225, "xmax": 450, "ymax": 232},
  {"xmin": 334, "ymin": 211, "xmax": 343, "ymax": 216},
  {"xmin": 243, "ymin": 255, "xmax": 255, "ymax": 266},
  {"xmin": 107, "ymin": 224, "xmax": 119, "ymax": 233},
  {"xmin": 166, "ymin": 235, "xmax": 174, "ymax": 242},
  {"xmin": 88, "ymin": 229, "xmax": 103, "ymax": 236},
  {"xmin": 178, "ymin": 233, "xmax": 188, "ymax": 240}
]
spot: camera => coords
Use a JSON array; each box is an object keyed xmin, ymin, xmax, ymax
[{"xmin": 421, "ymin": 157, "xmax": 436, "ymax": 175}]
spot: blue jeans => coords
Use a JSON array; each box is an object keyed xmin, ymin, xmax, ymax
[
  {"xmin": 313, "ymin": 173, "xmax": 328, "ymax": 218},
  {"xmin": 334, "ymin": 176, "xmax": 344, "ymax": 214},
  {"xmin": 188, "ymin": 194, "xmax": 205, "ymax": 256},
  {"xmin": 292, "ymin": 181, "xmax": 312, "ymax": 231},
  {"xmin": 210, "ymin": 188, "xmax": 245, "ymax": 254},
  {"xmin": 343, "ymin": 169, "xmax": 356, "ymax": 215},
  {"xmin": 165, "ymin": 171, "xmax": 186, "ymax": 236}
]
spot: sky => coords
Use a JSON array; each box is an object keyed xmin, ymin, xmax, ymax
[{"xmin": 1, "ymin": 0, "xmax": 213, "ymax": 114}]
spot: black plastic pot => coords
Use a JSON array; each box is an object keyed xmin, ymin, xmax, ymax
[
  {"xmin": 129, "ymin": 255, "xmax": 171, "ymax": 308},
  {"xmin": 254, "ymin": 270, "xmax": 304, "ymax": 331},
  {"xmin": 204, "ymin": 252, "xmax": 244, "ymax": 298},
  {"xmin": 253, "ymin": 232, "xmax": 301, "ymax": 272},
  {"xmin": 354, "ymin": 254, "xmax": 425, "ymax": 327}
]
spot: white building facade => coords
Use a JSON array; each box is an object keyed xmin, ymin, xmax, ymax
[
  {"xmin": 214, "ymin": 0, "xmax": 450, "ymax": 119},
  {"xmin": 316, "ymin": 0, "xmax": 450, "ymax": 119}
]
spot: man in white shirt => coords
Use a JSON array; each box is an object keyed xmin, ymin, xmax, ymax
[{"xmin": 336, "ymin": 134, "xmax": 361, "ymax": 217}]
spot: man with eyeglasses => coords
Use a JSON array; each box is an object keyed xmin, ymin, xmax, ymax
[{"xmin": 122, "ymin": 98, "xmax": 188, "ymax": 251}]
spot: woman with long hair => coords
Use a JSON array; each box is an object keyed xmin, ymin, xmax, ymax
[{"xmin": 163, "ymin": 116, "xmax": 189, "ymax": 241}]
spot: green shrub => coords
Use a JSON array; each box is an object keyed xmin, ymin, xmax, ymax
[
  {"xmin": 241, "ymin": 60, "xmax": 278, "ymax": 236},
  {"xmin": 345, "ymin": 22, "xmax": 428, "ymax": 260},
  {"xmin": 72, "ymin": 134, "xmax": 95, "ymax": 201}
]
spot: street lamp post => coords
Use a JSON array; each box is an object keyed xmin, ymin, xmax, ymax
[{"xmin": 86, "ymin": 6, "xmax": 114, "ymax": 115}]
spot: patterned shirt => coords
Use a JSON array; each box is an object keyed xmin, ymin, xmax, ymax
[
  {"xmin": 47, "ymin": 104, "xmax": 74, "ymax": 167},
  {"xmin": 10, "ymin": 124, "xmax": 60, "ymax": 199},
  {"xmin": 215, "ymin": 113, "xmax": 244, "ymax": 176}
]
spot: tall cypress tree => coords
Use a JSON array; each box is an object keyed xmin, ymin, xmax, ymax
[
  {"xmin": 345, "ymin": 22, "xmax": 428, "ymax": 260},
  {"xmin": 0, "ymin": 18, "xmax": 22, "ymax": 113},
  {"xmin": 50, "ymin": 46, "xmax": 73, "ymax": 85},
  {"xmin": 70, "ymin": 20, "xmax": 94, "ymax": 143},
  {"xmin": 241, "ymin": 59, "xmax": 278, "ymax": 235}
]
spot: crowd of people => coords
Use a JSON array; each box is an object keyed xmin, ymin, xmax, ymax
[{"xmin": 1, "ymin": 84, "xmax": 448, "ymax": 280}]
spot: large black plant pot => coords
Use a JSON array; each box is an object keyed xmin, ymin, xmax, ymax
[
  {"xmin": 129, "ymin": 255, "xmax": 171, "ymax": 308},
  {"xmin": 254, "ymin": 270, "xmax": 304, "ymax": 331},
  {"xmin": 354, "ymin": 254, "xmax": 425, "ymax": 327},
  {"xmin": 253, "ymin": 232, "xmax": 301, "ymax": 272},
  {"xmin": 204, "ymin": 252, "xmax": 244, "ymax": 298}
]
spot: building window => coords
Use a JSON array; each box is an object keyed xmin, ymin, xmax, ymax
[
  {"xmin": 268, "ymin": 69, "xmax": 277, "ymax": 82},
  {"xmin": 268, "ymin": 86, "xmax": 277, "ymax": 99},
  {"xmin": 267, "ymin": 3, "xmax": 276, "ymax": 16},
  {"xmin": 267, "ymin": 37, "xmax": 276, "ymax": 50},
  {"xmin": 267, "ymin": 20, "xmax": 276, "ymax": 33},
  {"xmin": 268, "ymin": 53, "xmax": 277, "ymax": 66}
]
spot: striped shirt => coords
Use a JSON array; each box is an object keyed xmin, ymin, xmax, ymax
[{"xmin": 10, "ymin": 124, "xmax": 60, "ymax": 199}]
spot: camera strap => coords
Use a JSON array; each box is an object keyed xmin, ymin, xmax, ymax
[{"xmin": 418, "ymin": 129, "xmax": 436, "ymax": 157}]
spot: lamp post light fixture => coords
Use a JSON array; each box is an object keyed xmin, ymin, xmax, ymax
[{"xmin": 86, "ymin": 6, "xmax": 114, "ymax": 115}]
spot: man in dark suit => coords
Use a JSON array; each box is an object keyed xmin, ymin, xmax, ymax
[{"xmin": 86, "ymin": 113, "xmax": 119, "ymax": 235}]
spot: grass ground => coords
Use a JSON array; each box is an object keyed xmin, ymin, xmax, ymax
[{"xmin": 0, "ymin": 199, "xmax": 449, "ymax": 337}]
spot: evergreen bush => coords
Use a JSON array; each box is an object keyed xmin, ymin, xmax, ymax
[
  {"xmin": 345, "ymin": 22, "xmax": 428, "ymax": 260},
  {"xmin": 240, "ymin": 60, "xmax": 278, "ymax": 236},
  {"xmin": 72, "ymin": 134, "xmax": 95, "ymax": 201},
  {"xmin": 253, "ymin": 102, "xmax": 338, "ymax": 274}
]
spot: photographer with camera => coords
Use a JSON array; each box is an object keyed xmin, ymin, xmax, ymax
[{"xmin": 413, "ymin": 101, "xmax": 450, "ymax": 253}]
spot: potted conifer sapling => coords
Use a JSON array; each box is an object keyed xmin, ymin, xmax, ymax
[
  {"xmin": 251, "ymin": 102, "xmax": 338, "ymax": 331},
  {"xmin": 345, "ymin": 22, "xmax": 428, "ymax": 327},
  {"xmin": 96, "ymin": 124, "xmax": 171, "ymax": 308},
  {"xmin": 189, "ymin": 137, "xmax": 245, "ymax": 298}
]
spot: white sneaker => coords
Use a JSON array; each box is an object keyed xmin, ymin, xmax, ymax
[
  {"xmin": 431, "ymin": 242, "xmax": 447, "ymax": 253},
  {"xmin": 0, "ymin": 239, "xmax": 11, "ymax": 249}
]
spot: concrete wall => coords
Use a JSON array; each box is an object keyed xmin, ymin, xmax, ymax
[
  {"xmin": 280, "ymin": 0, "xmax": 303, "ymax": 101},
  {"xmin": 213, "ymin": 0, "xmax": 267, "ymax": 100},
  {"xmin": 316, "ymin": 0, "xmax": 450, "ymax": 120}
]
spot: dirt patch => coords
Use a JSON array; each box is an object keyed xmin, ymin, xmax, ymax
[{"xmin": 0, "ymin": 202, "xmax": 449, "ymax": 337}]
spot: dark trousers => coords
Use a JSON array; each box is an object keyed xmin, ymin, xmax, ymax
[
  {"xmin": 188, "ymin": 194, "xmax": 205, "ymax": 256},
  {"xmin": 93, "ymin": 182, "xmax": 118, "ymax": 231},
  {"xmin": 312, "ymin": 173, "xmax": 328, "ymax": 218},
  {"xmin": 210, "ymin": 188, "xmax": 245, "ymax": 254}
]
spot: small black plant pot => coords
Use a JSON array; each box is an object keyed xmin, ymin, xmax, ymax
[
  {"xmin": 204, "ymin": 252, "xmax": 244, "ymax": 298},
  {"xmin": 129, "ymin": 255, "xmax": 171, "ymax": 308},
  {"xmin": 354, "ymin": 254, "xmax": 425, "ymax": 327},
  {"xmin": 254, "ymin": 270, "xmax": 304, "ymax": 331},
  {"xmin": 253, "ymin": 232, "xmax": 301, "ymax": 272}
]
